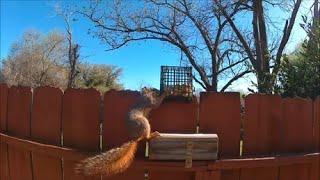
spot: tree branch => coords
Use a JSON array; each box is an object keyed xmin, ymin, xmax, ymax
[
  {"xmin": 214, "ymin": 0, "xmax": 258, "ymax": 70},
  {"xmin": 217, "ymin": 57, "xmax": 249, "ymax": 75},
  {"xmin": 273, "ymin": 0, "xmax": 302, "ymax": 76},
  {"xmin": 220, "ymin": 70, "xmax": 253, "ymax": 92},
  {"xmin": 193, "ymin": 75, "xmax": 207, "ymax": 89}
]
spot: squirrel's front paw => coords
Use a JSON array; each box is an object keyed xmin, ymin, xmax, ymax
[{"xmin": 148, "ymin": 131, "xmax": 161, "ymax": 139}]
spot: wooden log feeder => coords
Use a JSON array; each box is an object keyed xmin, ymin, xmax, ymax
[{"xmin": 148, "ymin": 133, "xmax": 219, "ymax": 168}]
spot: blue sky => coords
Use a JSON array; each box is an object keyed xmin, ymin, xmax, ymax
[{"xmin": 0, "ymin": 0, "xmax": 312, "ymax": 91}]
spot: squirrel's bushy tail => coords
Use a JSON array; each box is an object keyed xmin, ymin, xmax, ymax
[{"xmin": 75, "ymin": 141, "xmax": 138, "ymax": 176}]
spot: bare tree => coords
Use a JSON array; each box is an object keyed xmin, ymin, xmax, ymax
[
  {"xmin": 214, "ymin": 0, "xmax": 302, "ymax": 93},
  {"xmin": 74, "ymin": 0, "xmax": 252, "ymax": 91},
  {"xmin": 65, "ymin": 17, "xmax": 81, "ymax": 88},
  {"xmin": 1, "ymin": 30, "xmax": 68, "ymax": 88},
  {"xmin": 56, "ymin": 6, "xmax": 81, "ymax": 88}
]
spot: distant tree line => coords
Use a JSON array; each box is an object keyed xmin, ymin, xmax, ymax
[{"xmin": 0, "ymin": 29, "xmax": 123, "ymax": 93}]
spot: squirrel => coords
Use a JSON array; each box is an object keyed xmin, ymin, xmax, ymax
[{"xmin": 75, "ymin": 87, "xmax": 166, "ymax": 176}]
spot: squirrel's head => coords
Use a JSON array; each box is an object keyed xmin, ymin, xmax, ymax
[
  {"xmin": 141, "ymin": 87, "xmax": 161, "ymax": 97},
  {"xmin": 141, "ymin": 87, "xmax": 166, "ymax": 108}
]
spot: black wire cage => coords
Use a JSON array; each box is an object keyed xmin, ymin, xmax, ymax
[{"xmin": 160, "ymin": 66, "xmax": 193, "ymax": 101}]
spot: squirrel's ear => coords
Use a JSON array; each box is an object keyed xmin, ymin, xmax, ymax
[{"xmin": 142, "ymin": 87, "xmax": 148, "ymax": 94}]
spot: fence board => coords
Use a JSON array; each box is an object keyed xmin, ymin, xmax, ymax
[
  {"xmin": 103, "ymin": 90, "xmax": 140, "ymax": 150},
  {"xmin": 220, "ymin": 170, "xmax": 240, "ymax": 180},
  {"xmin": 311, "ymin": 156, "xmax": 319, "ymax": 180},
  {"xmin": 199, "ymin": 92, "xmax": 241, "ymax": 158},
  {"xmin": 281, "ymin": 98, "xmax": 313, "ymax": 153},
  {"xmin": 8, "ymin": 146, "xmax": 33, "ymax": 179},
  {"xmin": 31, "ymin": 87, "xmax": 63, "ymax": 180},
  {"xmin": 7, "ymin": 86, "xmax": 32, "ymax": 137},
  {"xmin": 147, "ymin": 96, "xmax": 197, "ymax": 180},
  {"xmin": 32, "ymin": 154, "xmax": 62, "ymax": 180},
  {"xmin": 149, "ymin": 97, "xmax": 198, "ymax": 133},
  {"xmin": 7, "ymin": 86, "xmax": 33, "ymax": 180},
  {"xmin": 0, "ymin": 143, "xmax": 10, "ymax": 180},
  {"xmin": 0, "ymin": 84, "xmax": 8, "ymax": 132},
  {"xmin": 279, "ymin": 164, "xmax": 311, "ymax": 180},
  {"xmin": 243, "ymin": 94, "xmax": 282, "ymax": 156},
  {"xmin": 102, "ymin": 90, "xmax": 143, "ymax": 180},
  {"xmin": 0, "ymin": 84, "xmax": 9, "ymax": 180},
  {"xmin": 31, "ymin": 86, "xmax": 63, "ymax": 145},
  {"xmin": 240, "ymin": 167, "xmax": 278, "ymax": 180},
  {"xmin": 62, "ymin": 88, "xmax": 101, "ymax": 180}
]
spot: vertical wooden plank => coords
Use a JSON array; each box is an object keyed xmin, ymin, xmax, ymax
[
  {"xmin": 243, "ymin": 94, "xmax": 282, "ymax": 156},
  {"xmin": 0, "ymin": 83, "xmax": 8, "ymax": 132},
  {"xmin": 279, "ymin": 164, "xmax": 311, "ymax": 180},
  {"xmin": 62, "ymin": 88, "xmax": 101, "ymax": 180},
  {"xmin": 102, "ymin": 90, "xmax": 143, "ymax": 180},
  {"xmin": 0, "ymin": 84, "xmax": 9, "ymax": 180},
  {"xmin": 240, "ymin": 167, "xmax": 278, "ymax": 180},
  {"xmin": 199, "ymin": 92, "xmax": 241, "ymax": 158},
  {"xmin": 281, "ymin": 98, "xmax": 313, "ymax": 153},
  {"xmin": 220, "ymin": 170, "xmax": 240, "ymax": 180},
  {"xmin": 31, "ymin": 87, "xmax": 63, "ymax": 180},
  {"xmin": 31, "ymin": 87, "xmax": 62, "ymax": 145},
  {"xmin": 149, "ymin": 97, "xmax": 198, "ymax": 133},
  {"xmin": 148, "ymin": 96, "xmax": 197, "ymax": 180},
  {"xmin": 7, "ymin": 86, "xmax": 33, "ymax": 180},
  {"xmin": 310, "ymin": 155, "xmax": 319, "ymax": 180},
  {"xmin": 103, "ymin": 90, "xmax": 139, "ymax": 150},
  {"xmin": 7, "ymin": 86, "xmax": 32, "ymax": 137},
  {"xmin": 0, "ymin": 143, "xmax": 10, "ymax": 180}
]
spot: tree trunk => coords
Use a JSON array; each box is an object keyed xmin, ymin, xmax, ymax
[
  {"xmin": 314, "ymin": 0, "xmax": 319, "ymax": 22},
  {"xmin": 206, "ymin": 83, "xmax": 217, "ymax": 92},
  {"xmin": 256, "ymin": 71, "xmax": 272, "ymax": 93}
]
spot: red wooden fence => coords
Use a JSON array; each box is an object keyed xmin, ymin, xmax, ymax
[{"xmin": 0, "ymin": 84, "xmax": 319, "ymax": 180}]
